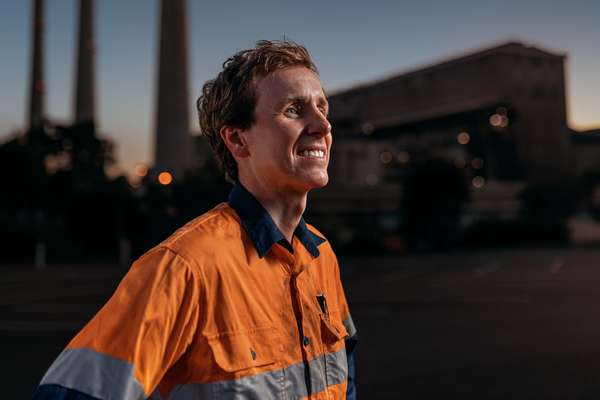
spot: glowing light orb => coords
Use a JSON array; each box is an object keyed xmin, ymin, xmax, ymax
[
  {"xmin": 457, "ymin": 131, "xmax": 470, "ymax": 145},
  {"xmin": 158, "ymin": 171, "xmax": 173, "ymax": 185},
  {"xmin": 472, "ymin": 176, "xmax": 485, "ymax": 188}
]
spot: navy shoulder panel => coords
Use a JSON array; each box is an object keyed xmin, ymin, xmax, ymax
[{"xmin": 32, "ymin": 384, "xmax": 101, "ymax": 400}]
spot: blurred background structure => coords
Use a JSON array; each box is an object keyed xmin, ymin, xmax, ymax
[
  {"xmin": 313, "ymin": 41, "xmax": 600, "ymax": 253},
  {"xmin": 0, "ymin": 0, "xmax": 226, "ymax": 265},
  {"xmin": 154, "ymin": 0, "xmax": 192, "ymax": 180},
  {"xmin": 1, "ymin": 0, "xmax": 600, "ymax": 398}
]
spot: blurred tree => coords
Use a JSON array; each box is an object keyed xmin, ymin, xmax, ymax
[
  {"xmin": 0, "ymin": 122, "xmax": 127, "ymax": 263},
  {"xmin": 0, "ymin": 126, "xmax": 232, "ymax": 264},
  {"xmin": 0, "ymin": 127, "xmax": 54, "ymax": 261}
]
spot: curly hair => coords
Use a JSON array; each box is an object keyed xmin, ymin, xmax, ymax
[{"xmin": 196, "ymin": 40, "xmax": 318, "ymax": 182}]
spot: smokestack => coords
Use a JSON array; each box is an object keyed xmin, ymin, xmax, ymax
[
  {"xmin": 74, "ymin": 0, "xmax": 96, "ymax": 125},
  {"xmin": 154, "ymin": 0, "xmax": 191, "ymax": 179},
  {"xmin": 28, "ymin": 0, "xmax": 45, "ymax": 131}
]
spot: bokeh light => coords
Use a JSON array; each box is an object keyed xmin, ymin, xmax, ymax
[
  {"xmin": 379, "ymin": 151, "xmax": 393, "ymax": 164},
  {"xmin": 454, "ymin": 158, "xmax": 466, "ymax": 169},
  {"xmin": 158, "ymin": 171, "xmax": 173, "ymax": 185},
  {"xmin": 134, "ymin": 163, "xmax": 148, "ymax": 177},
  {"xmin": 471, "ymin": 158, "xmax": 484, "ymax": 169},
  {"xmin": 457, "ymin": 131, "xmax": 470, "ymax": 145},
  {"xmin": 472, "ymin": 175, "xmax": 485, "ymax": 188},
  {"xmin": 397, "ymin": 151, "xmax": 410, "ymax": 164}
]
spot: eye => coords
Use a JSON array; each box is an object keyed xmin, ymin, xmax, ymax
[
  {"xmin": 285, "ymin": 104, "xmax": 301, "ymax": 115},
  {"xmin": 318, "ymin": 104, "xmax": 329, "ymax": 117}
]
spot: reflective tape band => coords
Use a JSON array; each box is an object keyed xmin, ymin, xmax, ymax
[
  {"xmin": 39, "ymin": 346, "xmax": 348, "ymax": 399},
  {"xmin": 343, "ymin": 315, "xmax": 357, "ymax": 337},
  {"xmin": 169, "ymin": 347, "xmax": 348, "ymax": 399},
  {"xmin": 325, "ymin": 348, "xmax": 349, "ymax": 388},
  {"xmin": 40, "ymin": 348, "xmax": 146, "ymax": 400}
]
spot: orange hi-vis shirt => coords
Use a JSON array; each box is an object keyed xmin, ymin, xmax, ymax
[{"xmin": 35, "ymin": 183, "xmax": 357, "ymax": 399}]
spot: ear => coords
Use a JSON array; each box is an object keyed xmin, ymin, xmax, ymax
[{"xmin": 220, "ymin": 125, "xmax": 250, "ymax": 158}]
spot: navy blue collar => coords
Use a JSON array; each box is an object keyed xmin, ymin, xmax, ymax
[{"xmin": 228, "ymin": 182, "xmax": 326, "ymax": 258}]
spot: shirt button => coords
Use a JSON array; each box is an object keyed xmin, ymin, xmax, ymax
[{"xmin": 303, "ymin": 336, "xmax": 311, "ymax": 346}]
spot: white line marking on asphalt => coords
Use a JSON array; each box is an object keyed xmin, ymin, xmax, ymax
[
  {"xmin": 474, "ymin": 262, "xmax": 501, "ymax": 277},
  {"xmin": 549, "ymin": 258, "xmax": 565, "ymax": 274}
]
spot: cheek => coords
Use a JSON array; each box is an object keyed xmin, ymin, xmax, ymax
[{"xmin": 326, "ymin": 135, "xmax": 333, "ymax": 152}]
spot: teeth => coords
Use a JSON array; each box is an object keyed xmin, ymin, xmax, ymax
[{"xmin": 299, "ymin": 150, "xmax": 325, "ymax": 158}]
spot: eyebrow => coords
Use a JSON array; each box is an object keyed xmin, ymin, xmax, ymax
[{"xmin": 275, "ymin": 94, "xmax": 329, "ymax": 110}]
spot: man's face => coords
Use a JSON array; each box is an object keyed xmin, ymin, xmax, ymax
[{"xmin": 239, "ymin": 66, "xmax": 332, "ymax": 193}]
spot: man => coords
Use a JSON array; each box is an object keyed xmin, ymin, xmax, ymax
[{"xmin": 34, "ymin": 40, "xmax": 357, "ymax": 400}]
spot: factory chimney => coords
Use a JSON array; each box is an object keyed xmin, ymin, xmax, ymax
[
  {"xmin": 74, "ymin": 0, "xmax": 96, "ymax": 126},
  {"xmin": 27, "ymin": 0, "xmax": 45, "ymax": 131},
  {"xmin": 154, "ymin": 0, "xmax": 191, "ymax": 180}
]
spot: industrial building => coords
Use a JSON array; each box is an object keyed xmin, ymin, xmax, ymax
[
  {"xmin": 327, "ymin": 41, "xmax": 572, "ymax": 188},
  {"xmin": 308, "ymin": 42, "xmax": 598, "ymax": 249}
]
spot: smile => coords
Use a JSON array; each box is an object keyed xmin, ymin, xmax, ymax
[{"xmin": 298, "ymin": 149, "xmax": 325, "ymax": 158}]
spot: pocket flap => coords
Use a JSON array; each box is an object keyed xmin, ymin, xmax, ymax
[
  {"xmin": 207, "ymin": 326, "xmax": 280, "ymax": 372},
  {"xmin": 321, "ymin": 313, "xmax": 349, "ymax": 342}
]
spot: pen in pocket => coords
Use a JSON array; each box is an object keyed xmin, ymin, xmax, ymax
[{"xmin": 316, "ymin": 293, "xmax": 328, "ymax": 315}]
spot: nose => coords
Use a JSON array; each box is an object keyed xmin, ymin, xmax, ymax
[{"xmin": 308, "ymin": 107, "xmax": 332, "ymax": 137}]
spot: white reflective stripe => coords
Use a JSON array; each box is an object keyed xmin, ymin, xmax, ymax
[
  {"xmin": 343, "ymin": 315, "xmax": 357, "ymax": 337},
  {"xmin": 171, "ymin": 368, "xmax": 283, "ymax": 400},
  {"xmin": 40, "ymin": 348, "xmax": 146, "ymax": 400},
  {"xmin": 324, "ymin": 348, "xmax": 348, "ymax": 387},
  {"xmin": 168, "ymin": 348, "xmax": 348, "ymax": 399},
  {"xmin": 287, "ymin": 349, "xmax": 328, "ymax": 397}
]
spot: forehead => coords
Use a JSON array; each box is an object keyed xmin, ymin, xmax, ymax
[{"xmin": 255, "ymin": 67, "xmax": 325, "ymax": 105}]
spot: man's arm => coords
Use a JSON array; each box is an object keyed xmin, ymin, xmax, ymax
[
  {"xmin": 32, "ymin": 247, "xmax": 201, "ymax": 400},
  {"xmin": 331, "ymin": 254, "xmax": 358, "ymax": 400},
  {"xmin": 343, "ymin": 314, "xmax": 358, "ymax": 400},
  {"xmin": 346, "ymin": 335, "xmax": 358, "ymax": 400}
]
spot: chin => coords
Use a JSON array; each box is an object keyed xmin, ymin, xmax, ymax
[
  {"xmin": 288, "ymin": 169, "xmax": 329, "ymax": 192},
  {"xmin": 305, "ymin": 173, "xmax": 329, "ymax": 190}
]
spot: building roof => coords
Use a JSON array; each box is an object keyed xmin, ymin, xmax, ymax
[{"xmin": 331, "ymin": 41, "xmax": 566, "ymax": 98}]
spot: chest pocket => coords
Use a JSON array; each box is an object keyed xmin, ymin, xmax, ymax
[
  {"xmin": 320, "ymin": 311, "xmax": 348, "ymax": 351},
  {"xmin": 207, "ymin": 325, "xmax": 281, "ymax": 372},
  {"xmin": 206, "ymin": 326, "xmax": 286, "ymax": 399}
]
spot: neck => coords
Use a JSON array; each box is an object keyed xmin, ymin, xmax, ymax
[{"xmin": 239, "ymin": 176, "xmax": 307, "ymax": 243}]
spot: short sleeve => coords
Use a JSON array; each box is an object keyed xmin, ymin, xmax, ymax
[
  {"xmin": 330, "ymin": 253, "xmax": 356, "ymax": 338},
  {"xmin": 330, "ymin": 252, "xmax": 358, "ymax": 400},
  {"xmin": 36, "ymin": 246, "xmax": 201, "ymax": 399}
]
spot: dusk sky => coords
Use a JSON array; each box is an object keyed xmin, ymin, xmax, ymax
[{"xmin": 1, "ymin": 0, "xmax": 599, "ymax": 176}]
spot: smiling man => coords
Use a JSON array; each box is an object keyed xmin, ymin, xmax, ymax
[{"xmin": 34, "ymin": 40, "xmax": 357, "ymax": 400}]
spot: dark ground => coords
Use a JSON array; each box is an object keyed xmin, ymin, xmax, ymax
[{"xmin": 4, "ymin": 248, "xmax": 600, "ymax": 399}]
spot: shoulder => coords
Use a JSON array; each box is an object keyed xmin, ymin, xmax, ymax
[
  {"xmin": 305, "ymin": 222, "xmax": 333, "ymax": 251},
  {"xmin": 142, "ymin": 203, "xmax": 244, "ymax": 270},
  {"xmin": 305, "ymin": 222, "xmax": 339, "ymax": 269},
  {"xmin": 305, "ymin": 222, "xmax": 326, "ymax": 242}
]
